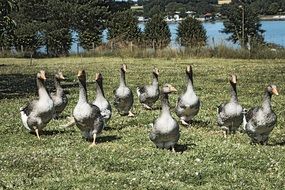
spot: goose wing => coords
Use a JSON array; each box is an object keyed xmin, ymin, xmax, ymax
[
  {"xmin": 21, "ymin": 100, "xmax": 38, "ymax": 116},
  {"xmin": 245, "ymin": 107, "xmax": 260, "ymax": 122}
]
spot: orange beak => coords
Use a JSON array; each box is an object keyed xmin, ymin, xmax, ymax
[
  {"xmin": 170, "ymin": 86, "xmax": 177, "ymax": 92},
  {"xmin": 272, "ymin": 87, "xmax": 279, "ymax": 95},
  {"xmin": 40, "ymin": 70, "xmax": 46, "ymax": 80}
]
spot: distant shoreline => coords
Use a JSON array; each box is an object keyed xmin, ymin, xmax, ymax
[{"xmin": 260, "ymin": 15, "xmax": 285, "ymax": 21}]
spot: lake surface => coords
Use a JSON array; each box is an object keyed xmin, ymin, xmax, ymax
[{"xmin": 71, "ymin": 20, "xmax": 285, "ymax": 53}]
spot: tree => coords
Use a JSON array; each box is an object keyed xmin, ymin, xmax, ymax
[
  {"xmin": 177, "ymin": 17, "xmax": 207, "ymax": 47},
  {"xmin": 72, "ymin": 1, "xmax": 110, "ymax": 50},
  {"xmin": 222, "ymin": 3, "xmax": 264, "ymax": 49},
  {"xmin": 0, "ymin": 0, "xmax": 18, "ymax": 49},
  {"xmin": 44, "ymin": 0, "xmax": 73, "ymax": 56},
  {"xmin": 144, "ymin": 14, "xmax": 171, "ymax": 49},
  {"xmin": 107, "ymin": 10, "xmax": 141, "ymax": 47}
]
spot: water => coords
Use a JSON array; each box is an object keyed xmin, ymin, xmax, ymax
[{"xmin": 70, "ymin": 20, "xmax": 285, "ymax": 53}]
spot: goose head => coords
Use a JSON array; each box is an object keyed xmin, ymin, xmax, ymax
[
  {"xmin": 229, "ymin": 74, "xmax": 237, "ymax": 85},
  {"xmin": 37, "ymin": 70, "xmax": 47, "ymax": 81},
  {"xmin": 55, "ymin": 71, "xmax": 65, "ymax": 81},
  {"xmin": 162, "ymin": 84, "xmax": 177, "ymax": 94},
  {"xmin": 95, "ymin": 73, "xmax": 103, "ymax": 82},
  {"xmin": 266, "ymin": 84, "xmax": 279, "ymax": 96},
  {"xmin": 153, "ymin": 67, "xmax": 159, "ymax": 77},
  {"xmin": 186, "ymin": 65, "xmax": 193, "ymax": 81},
  {"xmin": 121, "ymin": 64, "xmax": 127, "ymax": 73},
  {"xmin": 77, "ymin": 70, "xmax": 86, "ymax": 82}
]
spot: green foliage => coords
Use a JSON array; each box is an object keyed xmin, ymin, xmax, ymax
[
  {"xmin": 222, "ymin": 3, "xmax": 264, "ymax": 48},
  {"xmin": 0, "ymin": 57, "xmax": 285, "ymax": 189},
  {"xmin": 107, "ymin": 10, "xmax": 141, "ymax": 47},
  {"xmin": 0, "ymin": 0, "xmax": 18, "ymax": 48},
  {"xmin": 251, "ymin": 0, "xmax": 284, "ymax": 15},
  {"xmin": 144, "ymin": 14, "xmax": 171, "ymax": 49},
  {"xmin": 177, "ymin": 17, "xmax": 207, "ymax": 47},
  {"xmin": 143, "ymin": 0, "xmax": 218, "ymax": 18},
  {"xmin": 72, "ymin": 1, "xmax": 110, "ymax": 50}
]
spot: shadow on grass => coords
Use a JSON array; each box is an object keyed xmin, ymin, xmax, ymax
[
  {"xmin": 94, "ymin": 135, "xmax": 121, "ymax": 143},
  {"xmin": 29, "ymin": 129, "xmax": 74, "ymax": 137},
  {"xmin": 0, "ymin": 73, "xmax": 36, "ymax": 99},
  {"xmin": 174, "ymin": 143, "xmax": 197, "ymax": 153},
  {"xmin": 191, "ymin": 119, "xmax": 211, "ymax": 128},
  {"xmin": 0, "ymin": 72, "xmax": 83, "ymax": 99}
]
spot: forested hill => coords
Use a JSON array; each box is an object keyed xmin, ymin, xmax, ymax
[{"xmin": 137, "ymin": 0, "xmax": 285, "ymax": 17}]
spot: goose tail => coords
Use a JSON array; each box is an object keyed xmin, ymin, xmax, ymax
[
  {"xmin": 136, "ymin": 87, "xmax": 141, "ymax": 98},
  {"xmin": 242, "ymin": 108, "xmax": 248, "ymax": 132},
  {"xmin": 20, "ymin": 107, "xmax": 30, "ymax": 131}
]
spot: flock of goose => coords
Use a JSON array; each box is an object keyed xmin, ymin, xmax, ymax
[{"xmin": 20, "ymin": 64, "xmax": 279, "ymax": 150}]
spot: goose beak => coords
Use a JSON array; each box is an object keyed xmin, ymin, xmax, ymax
[
  {"xmin": 59, "ymin": 72, "xmax": 65, "ymax": 80},
  {"xmin": 95, "ymin": 73, "xmax": 101, "ymax": 80},
  {"xmin": 272, "ymin": 87, "xmax": 279, "ymax": 95},
  {"xmin": 77, "ymin": 70, "xmax": 85, "ymax": 77},
  {"xmin": 186, "ymin": 65, "xmax": 191, "ymax": 73},
  {"xmin": 170, "ymin": 86, "xmax": 177, "ymax": 92},
  {"xmin": 123, "ymin": 64, "xmax": 127, "ymax": 72},
  {"xmin": 40, "ymin": 70, "xmax": 46, "ymax": 80},
  {"xmin": 153, "ymin": 68, "xmax": 159, "ymax": 75}
]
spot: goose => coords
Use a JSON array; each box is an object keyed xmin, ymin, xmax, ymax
[
  {"xmin": 244, "ymin": 84, "xmax": 278, "ymax": 145},
  {"xmin": 175, "ymin": 65, "xmax": 200, "ymax": 126},
  {"xmin": 92, "ymin": 73, "xmax": 112, "ymax": 123},
  {"xmin": 73, "ymin": 70, "xmax": 104, "ymax": 147},
  {"xmin": 50, "ymin": 72, "xmax": 68, "ymax": 119},
  {"xmin": 113, "ymin": 64, "xmax": 134, "ymax": 116},
  {"xmin": 137, "ymin": 67, "xmax": 160, "ymax": 109},
  {"xmin": 217, "ymin": 74, "xmax": 243, "ymax": 137},
  {"xmin": 149, "ymin": 84, "xmax": 179, "ymax": 152},
  {"xmin": 20, "ymin": 70, "xmax": 54, "ymax": 139}
]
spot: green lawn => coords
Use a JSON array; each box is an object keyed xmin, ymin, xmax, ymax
[{"xmin": 0, "ymin": 57, "xmax": 285, "ymax": 189}]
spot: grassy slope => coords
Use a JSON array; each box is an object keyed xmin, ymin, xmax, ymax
[{"xmin": 0, "ymin": 57, "xmax": 284, "ymax": 189}]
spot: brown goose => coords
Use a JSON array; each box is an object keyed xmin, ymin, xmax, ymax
[
  {"xmin": 113, "ymin": 64, "xmax": 134, "ymax": 116},
  {"xmin": 51, "ymin": 72, "xmax": 68, "ymax": 119},
  {"xmin": 137, "ymin": 67, "xmax": 160, "ymax": 109},
  {"xmin": 244, "ymin": 84, "xmax": 278, "ymax": 145},
  {"xmin": 20, "ymin": 70, "xmax": 54, "ymax": 139},
  {"xmin": 149, "ymin": 84, "xmax": 179, "ymax": 152},
  {"xmin": 175, "ymin": 65, "xmax": 200, "ymax": 126},
  {"xmin": 73, "ymin": 70, "xmax": 104, "ymax": 147},
  {"xmin": 217, "ymin": 74, "xmax": 243, "ymax": 137}
]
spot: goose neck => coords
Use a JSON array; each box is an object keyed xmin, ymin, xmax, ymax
[
  {"xmin": 54, "ymin": 78, "xmax": 64, "ymax": 95},
  {"xmin": 78, "ymin": 79, "xmax": 88, "ymax": 103},
  {"xmin": 230, "ymin": 82, "xmax": 238, "ymax": 103},
  {"xmin": 152, "ymin": 74, "xmax": 159, "ymax": 86},
  {"xmin": 120, "ymin": 70, "xmax": 126, "ymax": 86},
  {"xmin": 262, "ymin": 91, "xmax": 272, "ymax": 111},
  {"xmin": 96, "ymin": 80, "xmax": 105, "ymax": 98},
  {"xmin": 37, "ymin": 78, "xmax": 50, "ymax": 100},
  {"xmin": 161, "ymin": 93, "xmax": 171, "ymax": 113},
  {"xmin": 186, "ymin": 78, "xmax": 194, "ymax": 91}
]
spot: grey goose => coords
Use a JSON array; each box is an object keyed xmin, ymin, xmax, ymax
[
  {"xmin": 73, "ymin": 70, "xmax": 104, "ymax": 147},
  {"xmin": 149, "ymin": 84, "xmax": 179, "ymax": 152},
  {"xmin": 113, "ymin": 64, "xmax": 134, "ymax": 116},
  {"xmin": 244, "ymin": 84, "xmax": 278, "ymax": 145},
  {"xmin": 20, "ymin": 70, "xmax": 54, "ymax": 139},
  {"xmin": 93, "ymin": 73, "xmax": 112, "ymax": 123},
  {"xmin": 176, "ymin": 65, "xmax": 200, "ymax": 126},
  {"xmin": 51, "ymin": 72, "xmax": 68, "ymax": 119},
  {"xmin": 217, "ymin": 74, "xmax": 243, "ymax": 137},
  {"xmin": 137, "ymin": 67, "xmax": 160, "ymax": 110}
]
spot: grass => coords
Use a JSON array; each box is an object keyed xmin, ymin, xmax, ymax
[{"xmin": 0, "ymin": 57, "xmax": 285, "ymax": 189}]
